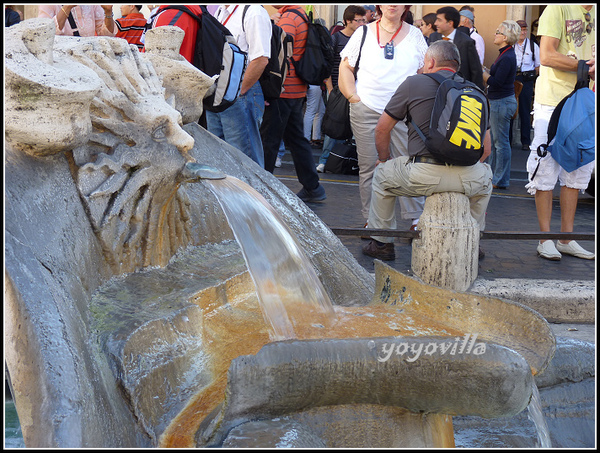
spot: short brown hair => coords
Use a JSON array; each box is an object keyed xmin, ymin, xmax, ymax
[{"xmin": 343, "ymin": 5, "xmax": 367, "ymax": 25}]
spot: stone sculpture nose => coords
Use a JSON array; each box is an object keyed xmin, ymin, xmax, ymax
[{"xmin": 168, "ymin": 126, "xmax": 195, "ymax": 156}]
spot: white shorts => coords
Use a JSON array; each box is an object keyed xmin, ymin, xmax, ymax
[{"xmin": 525, "ymin": 102, "xmax": 595, "ymax": 194}]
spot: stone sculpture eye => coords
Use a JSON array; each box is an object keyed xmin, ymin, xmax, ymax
[{"xmin": 151, "ymin": 123, "xmax": 168, "ymax": 141}]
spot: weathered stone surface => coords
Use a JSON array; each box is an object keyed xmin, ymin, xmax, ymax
[
  {"xmin": 198, "ymin": 338, "xmax": 533, "ymax": 447},
  {"xmin": 470, "ymin": 279, "xmax": 596, "ymax": 323},
  {"xmin": 144, "ymin": 26, "xmax": 217, "ymax": 124},
  {"xmin": 372, "ymin": 261, "xmax": 556, "ymax": 376},
  {"xmin": 453, "ymin": 337, "xmax": 595, "ymax": 448},
  {"xmin": 222, "ymin": 419, "xmax": 327, "ymax": 448},
  {"xmin": 411, "ymin": 192, "xmax": 479, "ymax": 291},
  {"xmin": 4, "ymin": 19, "xmax": 101, "ymax": 155}
]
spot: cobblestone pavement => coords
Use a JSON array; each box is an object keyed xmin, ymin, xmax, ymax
[{"xmin": 273, "ymin": 143, "xmax": 595, "ymax": 282}]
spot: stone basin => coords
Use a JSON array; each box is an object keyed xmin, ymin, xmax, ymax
[
  {"xmin": 4, "ymin": 19, "xmax": 556, "ymax": 449},
  {"xmin": 86, "ymin": 241, "xmax": 553, "ymax": 448}
]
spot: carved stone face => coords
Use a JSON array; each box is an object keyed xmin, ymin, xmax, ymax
[{"xmin": 4, "ymin": 19, "xmax": 217, "ymax": 272}]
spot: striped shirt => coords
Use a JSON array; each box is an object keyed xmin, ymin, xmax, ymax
[
  {"xmin": 278, "ymin": 6, "xmax": 309, "ymax": 99},
  {"xmin": 115, "ymin": 13, "xmax": 147, "ymax": 50}
]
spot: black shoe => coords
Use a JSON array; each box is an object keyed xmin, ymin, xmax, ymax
[
  {"xmin": 521, "ymin": 144, "xmax": 530, "ymax": 150},
  {"xmin": 296, "ymin": 185, "xmax": 326, "ymax": 202},
  {"xmin": 363, "ymin": 240, "xmax": 395, "ymax": 261}
]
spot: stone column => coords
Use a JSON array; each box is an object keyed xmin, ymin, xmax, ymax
[
  {"xmin": 506, "ymin": 5, "xmax": 526, "ymax": 22},
  {"xmin": 411, "ymin": 192, "xmax": 479, "ymax": 292}
]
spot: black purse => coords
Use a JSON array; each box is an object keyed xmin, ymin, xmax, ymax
[{"xmin": 321, "ymin": 26, "xmax": 367, "ymax": 141}]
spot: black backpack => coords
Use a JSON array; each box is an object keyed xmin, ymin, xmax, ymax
[
  {"xmin": 286, "ymin": 9, "xmax": 334, "ymax": 86},
  {"xmin": 156, "ymin": 6, "xmax": 248, "ymax": 113},
  {"xmin": 409, "ymin": 72, "xmax": 489, "ymax": 166},
  {"xmin": 242, "ymin": 6, "xmax": 293, "ymax": 101}
]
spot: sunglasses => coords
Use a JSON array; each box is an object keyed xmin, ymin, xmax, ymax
[
  {"xmin": 353, "ymin": 18, "xmax": 367, "ymax": 23},
  {"xmin": 584, "ymin": 11, "xmax": 594, "ymax": 34}
]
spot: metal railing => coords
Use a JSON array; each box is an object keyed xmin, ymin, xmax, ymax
[{"xmin": 330, "ymin": 227, "xmax": 595, "ymax": 241}]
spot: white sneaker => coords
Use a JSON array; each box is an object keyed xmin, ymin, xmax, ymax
[
  {"xmin": 275, "ymin": 156, "xmax": 282, "ymax": 168},
  {"xmin": 316, "ymin": 163, "xmax": 325, "ymax": 173},
  {"xmin": 556, "ymin": 240, "xmax": 595, "ymax": 260},
  {"xmin": 537, "ymin": 241, "xmax": 561, "ymax": 261}
]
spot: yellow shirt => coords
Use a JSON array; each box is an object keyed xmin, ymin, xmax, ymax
[{"xmin": 534, "ymin": 5, "xmax": 595, "ymax": 106}]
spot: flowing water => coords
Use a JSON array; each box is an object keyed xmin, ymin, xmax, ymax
[
  {"xmin": 204, "ymin": 176, "xmax": 336, "ymax": 340},
  {"xmin": 527, "ymin": 382, "xmax": 552, "ymax": 448}
]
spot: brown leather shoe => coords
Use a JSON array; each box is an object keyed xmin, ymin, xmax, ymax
[{"xmin": 363, "ymin": 240, "xmax": 395, "ymax": 261}]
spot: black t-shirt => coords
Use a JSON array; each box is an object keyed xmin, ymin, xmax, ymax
[
  {"xmin": 330, "ymin": 30, "xmax": 351, "ymax": 87},
  {"xmin": 384, "ymin": 70, "xmax": 457, "ymax": 158}
]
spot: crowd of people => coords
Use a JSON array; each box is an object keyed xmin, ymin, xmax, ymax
[{"xmin": 11, "ymin": 5, "xmax": 595, "ymax": 262}]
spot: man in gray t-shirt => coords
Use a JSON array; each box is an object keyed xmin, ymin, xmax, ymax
[{"xmin": 362, "ymin": 41, "xmax": 493, "ymax": 262}]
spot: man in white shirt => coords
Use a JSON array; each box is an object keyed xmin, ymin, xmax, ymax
[
  {"xmin": 206, "ymin": 5, "xmax": 272, "ymax": 168},
  {"xmin": 512, "ymin": 19, "xmax": 541, "ymax": 150},
  {"xmin": 458, "ymin": 9, "xmax": 484, "ymax": 65}
]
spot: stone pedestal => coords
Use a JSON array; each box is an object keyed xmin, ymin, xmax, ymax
[{"xmin": 411, "ymin": 192, "xmax": 479, "ymax": 292}]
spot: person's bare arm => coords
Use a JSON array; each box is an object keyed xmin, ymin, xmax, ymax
[
  {"xmin": 480, "ymin": 130, "xmax": 491, "ymax": 162},
  {"xmin": 374, "ymin": 112, "xmax": 398, "ymax": 163},
  {"xmin": 240, "ymin": 56, "xmax": 268, "ymax": 95},
  {"xmin": 338, "ymin": 58, "xmax": 360, "ymax": 103}
]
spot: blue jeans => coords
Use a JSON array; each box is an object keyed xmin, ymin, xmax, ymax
[
  {"xmin": 319, "ymin": 135, "xmax": 343, "ymax": 165},
  {"xmin": 488, "ymin": 95, "xmax": 517, "ymax": 188},
  {"xmin": 261, "ymin": 97, "xmax": 321, "ymax": 191},
  {"xmin": 206, "ymin": 81, "xmax": 265, "ymax": 168}
]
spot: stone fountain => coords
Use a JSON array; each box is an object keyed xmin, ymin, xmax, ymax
[{"xmin": 5, "ymin": 19, "xmax": 556, "ymax": 448}]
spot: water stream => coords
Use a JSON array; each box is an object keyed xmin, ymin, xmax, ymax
[
  {"xmin": 527, "ymin": 382, "xmax": 552, "ymax": 448},
  {"xmin": 203, "ymin": 176, "xmax": 336, "ymax": 340}
]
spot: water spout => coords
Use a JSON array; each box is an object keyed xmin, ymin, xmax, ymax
[{"xmin": 182, "ymin": 162, "xmax": 227, "ymax": 181}]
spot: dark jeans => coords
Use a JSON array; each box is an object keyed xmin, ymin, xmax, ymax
[
  {"xmin": 510, "ymin": 75, "xmax": 535, "ymax": 146},
  {"xmin": 261, "ymin": 97, "xmax": 321, "ymax": 191}
]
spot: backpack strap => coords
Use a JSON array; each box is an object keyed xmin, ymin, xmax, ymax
[
  {"xmin": 529, "ymin": 37, "xmax": 535, "ymax": 55},
  {"xmin": 575, "ymin": 59, "xmax": 590, "ymax": 90},
  {"xmin": 408, "ymin": 72, "xmax": 447, "ymax": 143},
  {"xmin": 157, "ymin": 5, "xmax": 201, "ymax": 24},
  {"xmin": 286, "ymin": 8, "xmax": 309, "ymax": 24},
  {"xmin": 354, "ymin": 25, "xmax": 368, "ymax": 79},
  {"xmin": 241, "ymin": 5, "xmax": 250, "ymax": 32}
]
